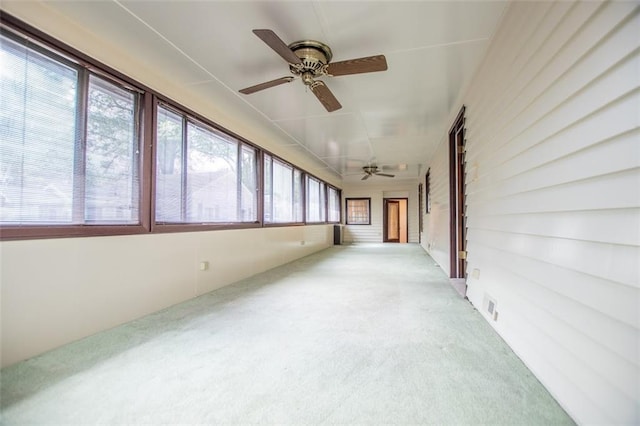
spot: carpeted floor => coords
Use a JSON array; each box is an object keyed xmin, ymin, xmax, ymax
[{"xmin": 1, "ymin": 244, "xmax": 573, "ymax": 424}]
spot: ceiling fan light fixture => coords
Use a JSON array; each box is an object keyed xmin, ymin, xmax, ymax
[
  {"xmin": 239, "ymin": 29, "xmax": 388, "ymax": 113},
  {"xmin": 301, "ymin": 72, "xmax": 315, "ymax": 86}
]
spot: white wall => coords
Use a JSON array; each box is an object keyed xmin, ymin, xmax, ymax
[
  {"xmin": 420, "ymin": 140, "xmax": 451, "ymax": 275},
  {"xmin": 342, "ymin": 181, "xmax": 419, "ymax": 244},
  {"xmin": 0, "ymin": 225, "xmax": 333, "ymax": 367},
  {"xmin": 0, "ymin": 2, "xmax": 339, "ymax": 368},
  {"xmin": 423, "ymin": 2, "xmax": 640, "ymax": 424}
]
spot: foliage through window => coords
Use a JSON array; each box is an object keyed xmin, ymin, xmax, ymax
[
  {"xmin": 155, "ymin": 105, "xmax": 257, "ymax": 223},
  {"xmin": 346, "ymin": 198, "xmax": 371, "ymax": 225},
  {"xmin": 0, "ymin": 31, "xmax": 141, "ymax": 225}
]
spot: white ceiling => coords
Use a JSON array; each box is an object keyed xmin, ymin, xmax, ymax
[{"xmin": 22, "ymin": 1, "xmax": 508, "ymax": 185}]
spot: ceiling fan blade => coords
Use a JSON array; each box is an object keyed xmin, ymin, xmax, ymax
[
  {"xmin": 252, "ymin": 29, "xmax": 302, "ymax": 65},
  {"xmin": 361, "ymin": 174, "xmax": 371, "ymax": 181},
  {"xmin": 310, "ymin": 81, "xmax": 342, "ymax": 112},
  {"xmin": 375, "ymin": 173, "xmax": 395, "ymax": 178},
  {"xmin": 327, "ymin": 54, "xmax": 388, "ymax": 76},
  {"xmin": 239, "ymin": 76, "xmax": 294, "ymax": 94}
]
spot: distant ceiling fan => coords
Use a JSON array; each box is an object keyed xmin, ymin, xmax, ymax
[
  {"xmin": 239, "ymin": 29, "xmax": 388, "ymax": 112},
  {"xmin": 361, "ymin": 165, "xmax": 395, "ymax": 180}
]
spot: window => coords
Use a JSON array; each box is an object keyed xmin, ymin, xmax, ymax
[
  {"xmin": 155, "ymin": 105, "xmax": 257, "ymax": 223},
  {"xmin": 346, "ymin": 198, "xmax": 371, "ymax": 225},
  {"xmin": 0, "ymin": 15, "xmax": 342, "ymax": 239},
  {"xmin": 0, "ymin": 30, "xmax": 141, "ymax": 227},
  {"xmin": 305, "ymin": 175, "xmax": 326, "ymax": 223},
  {"xmin": 263, "ymin": 155, "xmax": 303, "ymax": 223},
  {"xmin": 327, "ymin": 186, "xmax": 341, "ymax": 223}
]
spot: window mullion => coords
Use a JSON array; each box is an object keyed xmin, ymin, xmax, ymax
[
  {"xmin": 236, "ymin": 143, "xmax": 242, "ymax": 221},
  {"xmin": 131, "ymin": 93, "xmax": 142, "ymax": 224},
  {"xmin": 256, "ymin": 150, "xmax": 263, "ymax": 225},
  {"xmin": 290, "ymin": 168, "xmax": 295, "ymax": 220},
  {"xmin": 269, "ymin": 157, "xmax": 274, "ymax": 221},
  {"xmin": 180, "ymin": 117, "xmax": 188, "ymax": 222},
  {"xmin": 303, "ymin": 174, "xmax": 307, "ymax": 223},
  {"xmin": 72, "ymin": 68, "xmax": 89, "ymax": 224}
]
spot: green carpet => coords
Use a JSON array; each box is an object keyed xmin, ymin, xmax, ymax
[{"xmin": 1, "ymin": 244, "xmax": 573, "ymax": 424}]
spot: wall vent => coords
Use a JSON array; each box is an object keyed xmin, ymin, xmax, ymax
[{"xmin": 483, "ymin": 293, "xmax": 498, "ymax": 321}]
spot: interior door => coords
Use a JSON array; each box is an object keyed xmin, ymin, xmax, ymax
[
  {"xmin": 384, "ymin": 200, "xmax": 400, "ymax": 242},
  {"xmin": 449, "ymin": 107, "xmax": 466, "ymax": 278}
]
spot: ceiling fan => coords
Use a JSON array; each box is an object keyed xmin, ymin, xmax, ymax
[
  {"xmin": 239, "ymin": 29, "xmax": 388, "ymax": 112},
  {"xmin": 361, "ymin": 165, "xmax": 395, "ymax": 180}
]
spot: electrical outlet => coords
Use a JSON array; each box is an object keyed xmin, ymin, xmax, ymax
[{"xmin": 199, "ymin": 261, "xmax": 209, "ymax": 271}]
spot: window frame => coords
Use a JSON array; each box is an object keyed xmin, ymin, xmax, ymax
[
  {"xmin": 152, "ymin": 99, "xmax": 262, "ymax": 233},
  {"xmin": 263, "ymin": 153, "xmax": 305, "ymax": 226},
  {"xmin": 0, "ymin": 20, "xmax": 153, "ymax": 240},
  {"xmin": 305, "ymin": 175, "xmax": 327, "ymax": 224},
  {"xmin": 326, "ymin": 185, "xmax": 341, "ymax": 224},
  {"xmin": 0, "ymin": 13, "xmax": 341, "ymax": 240},
  {"xmin": 345, "ymin": 198, "xmax": 371, "ymax": 225}
]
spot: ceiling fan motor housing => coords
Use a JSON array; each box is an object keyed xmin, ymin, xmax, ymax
[{"xmin": 288, "ymin": 40, "xmax": 333, "ymax": 79}]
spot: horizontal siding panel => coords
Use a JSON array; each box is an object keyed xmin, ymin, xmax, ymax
[
  {"xmin": 489, "ymin": 3, "xmax": 638, "ymax": 153},
  {"xmin": 467, "ymin": 93, "xmax": 640, "ymax": 193},
  {"xmin": 468, "ymin": 2, "xmax": 584, "ymax": 133},
  {"xmin": 467, "ymin": 128, "xmax": 640, "ymax": 203},
  {"xmin": 468, "ymin": 73, "xmax": 640, "ymax": 198},
  {"xmin": 494, "ymin": 322, "xmax": 609, "ymax": 424},
  {"xmin": 468, "ymin": 1, "xmax": 604, "ymax": 153},
  {"xmin": 498, "ymin": 286, "xmax": 637, "ymax": 423},
  {"xmin": 466, "ymin": 208, "xmax": 640, "ymax": 246},
  {"xmin": 427, "ymin": 2, "xmax": 639, "ymax": 422},
  {"xmin": 470, "ymin": 3, "xmax": 637, "ymax": 168},
  {"xmin": 475, "ymin": 53, "xmax": 640, "ymax": 176},
  {"xmin": 467, "ymin": 263, "xmax": 639, "ymax": 403},
  {"xmin": 471, "ymin": 167, "xmax": 640, "ymax": 216},
  {"xmin": 472, "ymin": 1, "xmax": 576, "ymax": 118},
  {"xmin": 425, "ymin": 139, "xmax": 451, "ymax": 273},
  {"xmin": 467, "ymin": 1, "xmax": 547, "ymax": 116},
  {"xmin": 343, "ymin": 225, "xmax": 380, "ymax": 243},
  {"xmin": 468, "ymin": 243, "xmax": 639, "ymax": 354},
  {"xmin": 467, "ymin": 228, "xmax": 639, "ymax": 287}
]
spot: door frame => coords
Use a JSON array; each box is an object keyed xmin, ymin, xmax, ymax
[
  {"xmin": 383, "ymin": 198, "xmax": 408, "ymax": 243},
  {"xmin": 449, "ymin": 106, "xmax": 467, "ymax": 288},
  {"xmin": 418, "ymin": 183, "xmax": 423, "ymax": 244}
]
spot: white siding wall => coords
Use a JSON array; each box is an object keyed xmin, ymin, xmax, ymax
[
  {"xmin": 1, "ymin": 225, "xmax": 333, "ymax": 367},
  {"xmin": 424, "ymin": 2, "xmax": 640, "ymax": 424},
  {"xmin": 420, "ymin": 141, "xmax": 451, "ymax": 276},
  {"xmin": 342, "ymin": 181, "xmax": 419, "ymax": 244}
]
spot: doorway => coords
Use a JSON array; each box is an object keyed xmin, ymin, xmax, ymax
[
  {"xmin": 383, "ymin": 198, "xmax": 408, "ymax": 243},
  {"xmin": 449, "ymin": 106, "xmax": 467, "ymax": 294}
]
